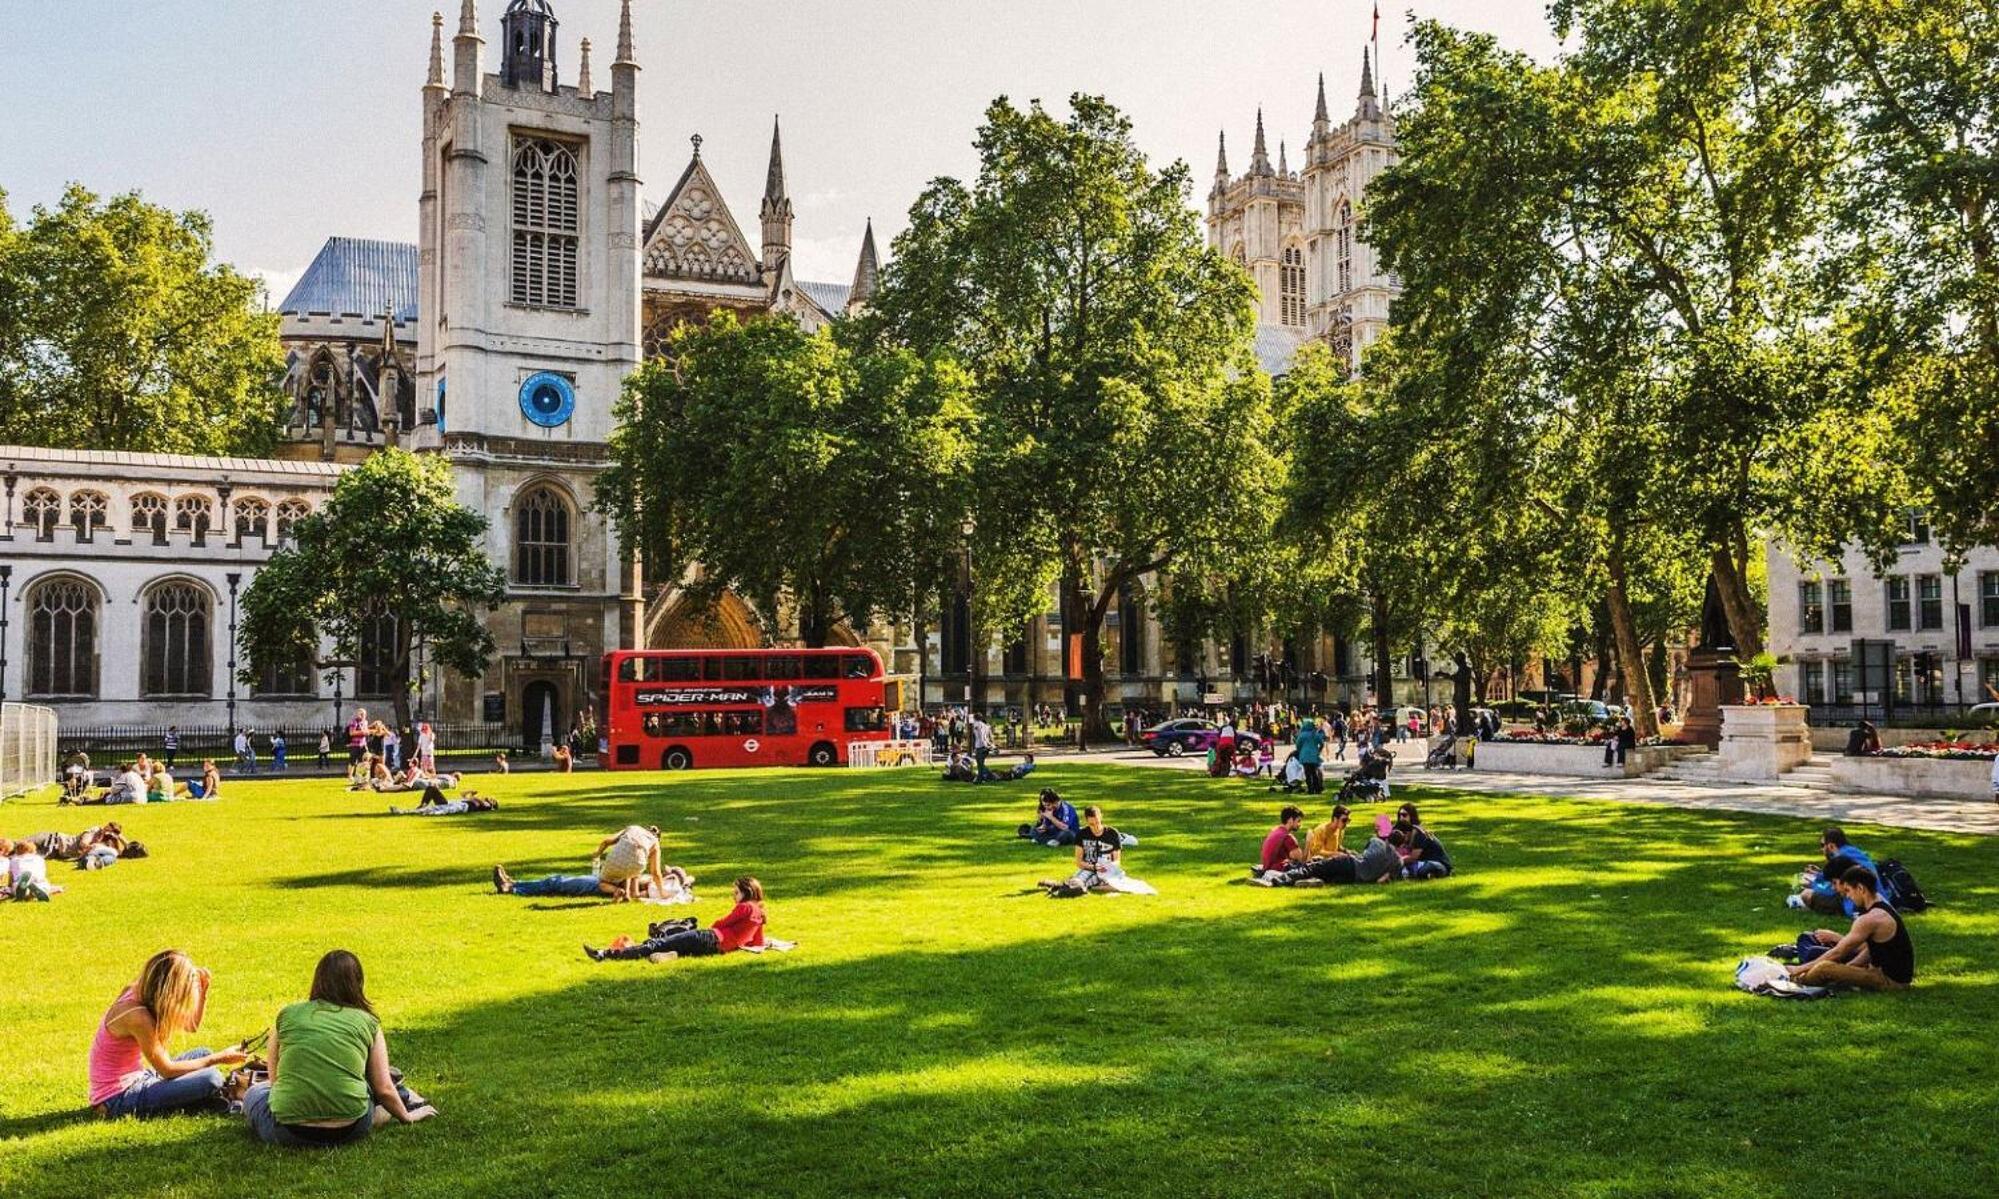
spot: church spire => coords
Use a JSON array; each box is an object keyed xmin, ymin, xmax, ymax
[
  {"xmin": 765, "ymin": 115, "xmax": 787, "ymax": 205},
  {"xmin": 453, "ymin": 0, "xmax": 483, "ymax": 97},
  {"xmin": 1315, "ymin": 72, "xmax": 1329, "ymax": 123},
  {"xmin": 577, "ymin": 37, "xmax": 593, "ymax": 97},
  {"xmin": 1278, "ymin": 140, "xmax": 1288, "ymax": 176},
  {"xmin": 1361, "ymin": 46, "xmax": 1375, "ymax": 98},
  {"xmin": 850, "ymin": 219, "xmax": 880, "ymax": 307},
  {"xmin": 458, "ymin": 0, "xmax": 477, "ymax": 37},
  {"xmin": 1250, "ymin": 107, "xmax": 1273, "ymax": 176},
  {"xmin": 615, "ymin": 0, "xmax": 636, "ymax": 65},
  {"xmin": 426, "ymin": 11, "xmax": 446, "ymax": 90},
  {"xmin": 761, "ymin": 116, "xmax": 794, "ymax": 272},
  {"xmin": 1215, "ymin": 130, "xmax": 1229, "ymax": 179}
]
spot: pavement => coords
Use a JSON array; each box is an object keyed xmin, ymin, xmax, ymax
[{"xmin": 1075, "ymin": 745, "xmax": 1999, "ymax": 837}]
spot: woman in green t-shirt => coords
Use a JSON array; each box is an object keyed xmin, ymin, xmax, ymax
[{"xmin": 243, "ymin": 950, "xmax": 435, "ymax": 1147}]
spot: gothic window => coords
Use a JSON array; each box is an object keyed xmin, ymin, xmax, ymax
[
  {"xmin": 22, "ymin": 487, "xmax": 61, "ymax": 538},
  {"xmin": 1335, "ymin": 200, "xmax": 1353, "ymax": 295},
  {"xmin": 253, "ymin": 643, "xmax": 316, "ymax": 696},
  {"xmin": 68, "ymin": 490, "xmax": 109, "ymax": 538},
  {"xmin": 307, "ymin": 351, "xmax": 339, "ymax": 431},
  {"xmin": 142, "ymin": 580, "xmax": 212, "ymax": 697},
  {"xmin": 511, "ymin": 137, "xmax": 581, "ymax": 309},
  {"xmin": 514, "ymin": 485, "xmax": 573, "ymax": 586},
  {"xmin": 356, "ymin": 603, "xmax": 400, "ymax": 699},
  {"xmin": 130, "ymin": 493, "xmax": 169, "ymax": 541},
  {"xmin": 174, "ymin": 495, "xmax": 213, "ymax": 541},
  {"xmin": 26, "ymin": 575, "xmax": 99, "ymax": 698},
  {"xmin": 1280, "ymin": 245, "xmax": 1306, "ymax": 327},
  {"xmin": 642, "ymin": 308, "xmax": 679, "ymax": 360},
  {"xmin": 233, "ymin": 497, "xmax": 271, "ymax": 541},
  {"xmin": 275, "ymin": 499, "xmax": 312, "ymax": 541}
]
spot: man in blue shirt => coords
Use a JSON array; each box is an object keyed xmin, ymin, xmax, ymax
[{"xmin": 1024, "ymin": 789, "xmax": 1080, "ymax": 846}]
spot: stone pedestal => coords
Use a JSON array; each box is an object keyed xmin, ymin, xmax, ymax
[
  {"xmin": 1681, "ymin": 649, "xmax": 1743, "ymax": 748},
  {"xmin": 1717, "ymin": 704, "xmax": 1812, "ymax": 780}
]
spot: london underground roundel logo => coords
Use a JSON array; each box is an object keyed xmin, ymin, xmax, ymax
[
  {"xmin": 519, "ymin": 372, "xmax": 576, "ymax": 428},
  {"xmin": 743, "ymin": 738, "xmax": 761, "ymax": 753}
]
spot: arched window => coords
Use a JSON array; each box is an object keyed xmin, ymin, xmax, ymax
[
  {"xmin": 514, "ymin": 485, "xmax": 573, "ymax": 586},
  {"xmin": 511, "ymin": 138, "xmax": 581, "ymax": 309},
  {"xmin": 275, "ymin": 499, "xmax": 311, "ymax": 541},
  {"xmin": 22, "ymin": 488, "xmax": 61, "ymax": 538},
  {"xmin": 356, "ymin": 602, "xmax": 401, "ymax": 699},
  {"xmin": 69, "ymin": 490, "xmax": 109, "ymax": 538},
  {"xmin": 1280, "ymin": 245, "xmax": 1306, "ymax": 327},
  {"xmin": 233, "ymin": 497, "xmax": 271, "ymax": 541},
  {"xmin": 142, "ymin": 580, "xmax": 212, "ymax": 697},
  {"xmin": 174, "ymin": 495, "xmax": 213, "ymax": 541},
  {"xmin": 254, "ymin": 643, "xmax": 316, "ymax": 696},
  {"xmin": 26, "ymin": 575, "xmax": 99, "ymax": 698},
  {"xmin": 1335, "ymin": 200, "xmax": 1353, "ymax": 295},
  {"xmin": 130, "ymin": 493, "xmax": 169, "ymax": 542}
]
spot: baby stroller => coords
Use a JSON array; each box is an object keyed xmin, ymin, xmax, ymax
[
  {"xmin": 1338, "ymin": 751, "xmax": 1395, "ymax": 803},
  {"xmin": 1422, "ymin": 732, "xmax": 1458, "ymax": 770}
]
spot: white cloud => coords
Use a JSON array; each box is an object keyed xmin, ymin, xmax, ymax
[{"xmin": 247, "ymin": 266, "xmax": 305, "ymax": 311}]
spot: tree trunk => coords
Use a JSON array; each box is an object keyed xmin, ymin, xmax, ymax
[
  {"xmin": 1060, "ymin": 565, "xmax": 1112, "ymax": 740},
  {"xmin": 1590, "ymin": 602, "xmax": 1612, "ymax": 700},
  {"xmin": 1709, "ymin": 544, "xmax": 1764, "ymax": 659},
  {"xmin": 391, "ymin": 620, "xmax": 415, "ymax": 733},
  {"xmin": 1369, "ymin": 591, "xmax": 1394, "ymax": 709},
  {"xmin": 1607, "ymin": 545, "xmax": 1659, "ymax": 738}
]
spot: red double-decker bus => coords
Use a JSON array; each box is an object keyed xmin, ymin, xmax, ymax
[{"xmin": 600, "ymin": 648, "xmax": 900, "ymax": 770}]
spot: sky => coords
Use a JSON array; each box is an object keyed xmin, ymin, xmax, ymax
[{"xmin": 0, "ymin": 1, "xmax": 1561, "ymax": 300}]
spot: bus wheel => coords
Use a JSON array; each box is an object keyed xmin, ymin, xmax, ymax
[
  {"xmin": 808, "ymin": 742, "xmax": 838, "ymax": 767},
  {"xmin": 662, "ymin": 747, "xmax": 694, "ymax": 771}
]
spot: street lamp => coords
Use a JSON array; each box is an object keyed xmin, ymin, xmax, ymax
[
  {"xmin": 225, "ymin": 572, "xmax": 241, "ymax": 737},
  {"xmin": 0, "ymin": 563, "xmax": 12, "ymax": 702},
  {"xmin": 331, "ymin": 666, "xmax": 344, "ymax": 737},
  {"xmin": 960, "ymin": 516, "xmax": 977, "ymax": 713}
]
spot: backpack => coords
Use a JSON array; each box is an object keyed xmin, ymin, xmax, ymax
[{"xmin": 1876, "ymin": 860, "xmax": 1929, "ymax": 912}]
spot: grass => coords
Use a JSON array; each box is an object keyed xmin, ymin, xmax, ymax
[{"xmin": 1, "ymin": 763, "xmax": 1995, "ymax": 1199}]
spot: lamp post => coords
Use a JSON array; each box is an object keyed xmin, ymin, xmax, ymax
[
  {"xmin": 0, "ymin": 563, "xmax": 13, "ymax": 702},
  {"xmin": 225, "ymin": 572, "xmax": 241, "ymax": 737},
  {"xmin": 960, "ymin": 516, "xmax": 977, "ymax": 713}
]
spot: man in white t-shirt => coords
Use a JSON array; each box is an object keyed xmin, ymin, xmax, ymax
[{"xmin": 971, "ymin": 715, "xmax": 995, "ymax": 780}]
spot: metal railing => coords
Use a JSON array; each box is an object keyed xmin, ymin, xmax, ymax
[
  {"xmin": 2, "ymin": 702, "xmax": 59, "ymax": 799},
  {"xmin": 56, "ymin": 720, "xmax": 540, "ymax": 764}
]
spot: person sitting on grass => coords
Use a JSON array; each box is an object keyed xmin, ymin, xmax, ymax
[
  {"xmin": 1019, "ymin": 788, "xmax": 1080, "ymax": 846},
  {"xmin": 88, "ymin": 950, "xmax": 247, "ymax": 1119},
  {"xmin": 184, "ymin": 758, "xmax": 223, "ymax": 800},
  {"xmin": 244, "ymin": 949, "xmax": 435, "ymax": 1147},
  {"xmin": 3, "ymin": 839, "xmax": 62, "ymax": 901},
  {"xmin": 73, "ymin": 762, "xmax": 147, "ymax": 806},
  {"xmin": 146, "ymin": 763, "xmax": 190, "ymax": 803},
  {"xmin": 1303, "ymin": 805, "xmax": 1350, "ymax": 862},
  {"xmin": 1789, "ymin": 827, "xmax": 1880, "ymax": 915},
  {"xmin": 493, "ymin": 824, "xmax": 666, "ymax": 901},
  {"xmin": 1257, "ymin": 806, "xmax": 1308, "ymax": 879},
  {"xmin": 1787, "ymin": 866, "xmax": 1915, "ymax": 991},
  {"xmin": 996, "ymin": 752, "xmax": 1038, "ymax": 782},
  {"xmin": 1255, "ymin": 823, "xmax": 1402, "ymax": 888},
  {"xmin": 1392, "ymin": 803, "xmax": 1454, "ymax": 880},
  {"xmin": 1037, "ymin": 806, "xmax": 1155, "ymax": 896},
  {"xmin": 585, "ymin": 876, "xmax": 767, "ymax": 962},
  {"xmin": 493, "ymin": 750, "xmax": 511, "ymax": 774}
]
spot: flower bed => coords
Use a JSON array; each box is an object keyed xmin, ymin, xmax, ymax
[
  {"xmin": 1491, "ymin": 731, "xmax": 1688, "ymax": 748},
  {"xmin": 1877, "ymin": 741, "xmax": 1999, "ymax": 761}
]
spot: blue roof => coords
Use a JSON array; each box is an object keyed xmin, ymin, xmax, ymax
[
  {"xmin": 797, "ymin": 280, "xmax": 851, "ymax": 316},
  {"xmin": 280, "ymin": 237, "xmax": 419, "ymax": 323},
  {"xmin": 1253, "ymin": 323, "xmax": 1311, "ymax": 376}
]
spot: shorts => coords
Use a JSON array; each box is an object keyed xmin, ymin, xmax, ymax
[{"xmin": 348, "ymin": 745, "xmax": 366, "ymax": 764}]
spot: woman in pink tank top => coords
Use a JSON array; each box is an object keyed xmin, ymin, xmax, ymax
[{"xmin": 89, "ymin": 950, "xmax": 247, "ymax": 1119}]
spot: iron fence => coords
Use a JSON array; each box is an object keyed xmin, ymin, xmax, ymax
[
  {"xmin": 2, "ymin": 702, "xmax": 60, "ymax": 798},
  {"xmin": 57, "ymin": 720, "xmax": 540, "ymax": 765},
  {"xmin": 1807, "ymin": 702, "xmax": 1999, "ymax": 730}
]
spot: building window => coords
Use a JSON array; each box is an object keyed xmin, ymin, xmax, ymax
[
  {"xmin": 1981, "ymin": 657, "xmax": 1999, "ymax": 702},
  {"xmin": 1917, "ymin": 574, "xmax": 1943, "ymax": 630},
  {"xmin": 510, "ymin": 137, "xmax": 581, "ymax": 309},
  {"xmin": 130, "ymin": 493, "xmax": 169, "ymax": 541},
  {"xmin": 26, "ymin": 576, "xmax": 99, "ymax": 698},
  {"xmin": 173, "ymin": 495, "xmax": 213, "ymax": 541},
  {"xmin": 69, "ymin": 491, "xmax": 109, "ymax": 538},
  {"xmin": 356, "ymin": 604, "xmax": 401, "ymax": 699},
  {"xmin": 1884, "ymin": 576, "xmax": 1910, "ymax": 632},
  {"xmin": 253, "ymin": 644, "xmax": 316, "ymax": 697},
  {"xmin": 22, "ymin": 487, "xmax": 60, "ymax": 538},
  {"xmin": 1901, "ymin": 511, "xmax": 1930, "ymax": 545},
  {"xmin": 1335, "ymin": 200, "xmax": 1353, "ymax": 294},
  {"xmin": 141, "ymin": 581, "xmax": 212, "ymax": 697},
  {"xmin": 275, "ymin": 499, "xmax": 311, "ymax": 541},
  {"xmin": 514, "ymin": 486, "xmax": 573, "ymax": 586},
  {"xmin": 1831, "ymin": 660, "xmax": 1853, "ymax": 704},
  {"xmin": 1981, "ymin": 572, "xmax": 1999, "ymax": 629},
  {"xmin": 1798, "ymin": 580, "xmax": 1824, "ymax": 635},
  {"xmin": 1828, "ymin": 578, "xmax": 1852, "ymax": 634},
  {"xmin": 1119, "ymin": 587, "xmax": 1144, "ymax": 676},
  {"xmin": 233, "ymin": 498, "xmax": 271, "ymax": 541},
  {"xmin": 1799, "ymin": 660, "xmax": 1825, "ymax": 706},
  {"xmin": 1280, "ymin": 245, "xmax": 1306, "ymax": 327}
]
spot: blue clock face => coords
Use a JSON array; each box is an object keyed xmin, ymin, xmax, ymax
[{"xmin": 519, "ymin": 372, "xmax": 576, "ymax": 428}]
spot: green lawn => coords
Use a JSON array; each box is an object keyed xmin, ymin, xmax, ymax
[{"xmin": 2, "ymin": 764, "xmax": 1995, "ymax": 1198}]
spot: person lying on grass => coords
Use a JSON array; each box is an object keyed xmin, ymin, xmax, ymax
[
  {"xmin": 584, "ymin": 876, "xmax": 766, "ymax": 962},
  {"xmin": 1787, "ymin": 866, "xmax": 1915, "ymax": 991},
  {"xmin": 389, "ymin": 789, "xmax": 498, "ymax": 817},
  {"xmin": 1037, "ymin": 806, "xmax": 1155, "ymax": 896},
  {"xmin": 492, "ymin": 824, "xmax": 667, "ymax": 901},
  {"xmin": 1257, "ymin": 806, "xmax": 1308, "ymax": 879},
  {"xmin": 1254, "ymin": 822, "xmax": 1402, "ymax": 887},
  {"xmin": 244, "ymin": 949, "xmax": 435, "ymax": 1147},
  {"xmin": 1790, "ymin": 826, "xmax": 1883, "ymax": 915},
  {"xmin": 25, "ymin": 823, "xmax": 124, "ymax": 862},
  {"xmin": 1018, "ymin": 788, "xmax": 1080, "ymax": 846},
  {"xmin": 88, "ymin": 950, "xmax": 248, "ymax": 1119},
  {"xmin": 1392, "ymin": 803, "xmax": 1453, "ymax": 880}
]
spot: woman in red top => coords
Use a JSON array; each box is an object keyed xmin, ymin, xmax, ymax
[{"xmin": 584, "ymin": 877, "xmax": 766, "ymax": 963}]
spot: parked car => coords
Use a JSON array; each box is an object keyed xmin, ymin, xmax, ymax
[
  {"xmin": 1557, "ymin": 700, "xmax": 1617, "ymax": 725},
  {"xmin": 1966, "ymin": 702, "xmax": 1999, "ymax": 729},
  {"xmin": 1140, "ymin": 718, "xmax": 1218, "ymax": 757}
]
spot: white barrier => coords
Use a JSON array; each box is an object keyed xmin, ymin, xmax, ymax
[
  {"xmin": 847, "ymin": 739, "xmax": 934, "ymax": 769},
  {"xmin": 1, "ymin": 702, "xmax": 59, "ymax": 800}
]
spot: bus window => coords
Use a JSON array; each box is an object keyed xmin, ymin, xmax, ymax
[
  {"xmin": 844, "ymin": 707, "xmax": 888, "ymax": 732},
  {"xmin": 658, "ymin": 657, "xmax": 700, "ymax": 682},
  {"xmin": 719, "ymin": 710, "xmax": 764, "ymax": 736},
  {"xmin": 842, "ymin": 654, "xmax": 873, "ymax": 679},
  {"xmin": 657, "ymin": 711, "xmax": 703, "ymax": 738},
  {"xmin": 721, "ymin": 656, "xmax": 761, "ymax": 681},
  {"xmin": 802, "ymin": 655, "xmax": 840, "ymax": 680},
  {"xmin": 619, "ymin": 658, "xmax": 645, "ymax": 682},
  {"xmin": 763, "ymin": 655, "xmax": 801, "ymax": 680}
]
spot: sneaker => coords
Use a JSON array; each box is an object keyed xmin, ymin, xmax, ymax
[
  {"xmin": 492, "ymin": 866, "xmax": 513, "ymax": 894},
  {"xmin": 389, "ymin": 806, "xmax": 406, "ymax": 816},
  {"xmin": 1295, "ymin": 877, "xmax": 1326, "ymax": 888},
  {"xmin": 1785, "ymin": 894, "xmax": 1807, "ymax": 911},
  {"xmin": 647, "ymin": 951, "xmax": 680, "ymax": 964},
  {"xmin": 1249, "ymin": 874, "xmax": 1275, "ymax": 887},
  {"xmin": 582, "ymin": 944, "xmax": 603, "ymax": 961}
]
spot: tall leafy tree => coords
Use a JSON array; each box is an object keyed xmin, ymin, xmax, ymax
[
  {"xmin": 599, "ymin": 313, "xmax": 975, "ymax": 648},
  {"xmin": 0, "ymin": 185, "xmax": 286, "ymax": 453},
  {"xmin": 240, "ymin": 450, "xmax": 506, "ymax": 730},
  {"xmin": 867, "ymin": 94, "xmax": 1277, "ymax": 734}
]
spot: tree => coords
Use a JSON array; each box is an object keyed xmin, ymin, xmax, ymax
[
  {"xmin": 867, "ymin": 94, "xmax": 1277, "ymax": 735},
  {"xmin": 240, "ymin": 449, "xmax": 506, "ymax": 730},
  {"xmin": 599, "ymin": 312, "xmax": 975, "ymax": 647},
  {"xmin": 0, "ymin": 185, "xmax": 286, "ymax": 454}
]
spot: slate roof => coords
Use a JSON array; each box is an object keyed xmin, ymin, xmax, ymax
[
  {"xmin": 0, "ymin": 443, "xmax": 349, "ymax": 480},
  {"xmin": 796, "ymin": 280, "xmax": 852, "ymax": 316},
  {"xmin": 280, "ymin": 237, "xmax": 419, "ymax": 322},
  {"xmin": 1253, "ymin": 323, "xmax": 1311, "ymax": 376}
]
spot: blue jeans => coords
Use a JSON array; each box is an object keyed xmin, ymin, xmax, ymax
[
  {"xmin": 100, "ymin": 1048, "xmax": 227, "ymax": 1119},
  {"xmin": 1404, "ymin": 860, "xmax": 1452, "ymax": 880},
  {"xmin": 273, "ymin": 749, "xmax": 287, "ymax": 770},
  {"xmin": 244, "ymin": 1081, "xmax": 398, "ymax": 1148},
  {"xmin": 513, "ymin": 874, "xmax": 604, "ymax": 897}
]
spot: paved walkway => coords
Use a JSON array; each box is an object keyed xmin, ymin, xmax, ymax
[{"xmin": 1080, "ymin": 747, "xmax": 1999, "ymax": 836}]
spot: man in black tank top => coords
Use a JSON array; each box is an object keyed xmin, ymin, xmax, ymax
[{"xmin": 1790, "ymin": 866, "xmax": 1915, "ymax": 990}]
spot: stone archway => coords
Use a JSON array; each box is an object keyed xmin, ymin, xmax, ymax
[{"xmin": 646, "ymin": 589, "xmax": 765, "ymax": 649}]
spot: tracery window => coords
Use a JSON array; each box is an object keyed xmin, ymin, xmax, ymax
[
  {"xmin": 233, "ymin": 497, "xmax": 271, "ymax": 541},
  {"xmin": 1335, "ymin": 200, "xmax": 1353, "ymax": 295},
  {"xmin": 514, "ymin": 485, "xmax": 573, "ymax": 586},
  {"xmin": 275, "ymin": 499, "xmax": 312, "ymax": 541},
  {"xmin": 69, "ymin": 490, "xmax": 109, "ymax": 538},
  {"xmin": 511, "ymin": 138, "xmax": 581, "ymax": 308},
  {"xmin": 22, "ymin": 488, "xmax": 61, "ymax": 538},
  {"xmin": 27, "ymin": 575, "xmax": 99, "ymax": 698},
  {"xmin": 174, "ymin": 495, "xmax": 213, "ymax": 540},
  {"xmin": 130, "ymin": 493, "xmax": 170, "ymax": 541},
  {"xmin": 142, "ymin": 580, "xmax": 212, "ymax": 697},
  {"xmin": 1280, "ymin": 245, "xmax": 1306, "ymax": 327}
]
